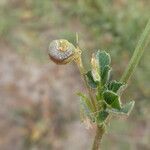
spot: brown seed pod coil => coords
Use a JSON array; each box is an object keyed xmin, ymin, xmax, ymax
[{"xmin": 48, "ymin": 39, "xmax": 76, "ymax": 64}]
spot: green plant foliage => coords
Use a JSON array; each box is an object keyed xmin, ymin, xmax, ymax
[
  {"xmin": 103, "ymin": 90, "xmax": 121, "ymax": 110},
  {"xmin": 101, "ymin": 65, "xmax": 111, "ymax": 85},
  {"xmin": 96, "ymin": 51, "xmax": 111, "ymax": 85},
  {"xmin": 48, "ymin": 16, "xmax": 150, "ymax": 148},
  {"xmin": 107, "ymin": 81, "xmax": 124, "ymax": 93},
  {"xmin": 86, "ymin": 71, "xmax": 98, "ymax": 88},
  {"xmin": 106, "ymin": 101, "xmax": 135, "ymax": 115},
  {"xmin": 80, "ymin": 98, "xmax": 92, "ymax": 120},
  {"xmin": 96, "ymin": 51, "xmax": 111, "ymax": 73},
  {"xmin": 80, "ymin": 50, "xmax": 134, "ymax": 125},
  {"xmin": 78, "ymin": 92, "xmax": 94, "ymax": 112},
  {"xmin": 97, "ymin": 111, "xmax": 109, "ymax": 125},
  {"xmin": 58, "ymin": 1, "xmax": 149, "ymax": 115}
]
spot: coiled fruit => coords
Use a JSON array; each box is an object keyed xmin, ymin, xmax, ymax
[{"xmin": 48, "ymin": 39, "xmax": 76, "ymax": 64}]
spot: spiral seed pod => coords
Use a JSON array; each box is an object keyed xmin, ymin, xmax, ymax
[{"xmin": 48, "ymin": 39, "xmax": 77, "ymax": 64}]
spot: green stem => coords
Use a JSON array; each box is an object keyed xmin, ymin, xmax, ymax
[
  {"xmin": 121, "ymin": 18, "xmax": 150, "ymax": 83},
  {"xmin": 92, "ymin": 125, "xmax": 105, "ymax": 150}
]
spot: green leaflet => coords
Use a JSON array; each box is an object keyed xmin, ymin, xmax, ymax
[
  {"xmin": 101, "ymin": 65, "xmax": 111, "ymax": 85},
  {"xmin": 78, "ymin": 92, "xmax": 95, "ymax": 122},
  {"xmin": 77, "ymin": 92, "xmax": 94, "ymax": 112},
  {"xmin": 96, "ymin": 51, "xmax": 111, "ymax": 85},
  {"xmin": 106, "ymin": 101, "xmax": 135, "ymax": 115},
  {"xmin": 86, "ymin": 71, "xmax": 98, "ymax": 88},
  {"xmin": 96, "ymin": 51, "xmax": 111, "ymax": 73},
  {"xmin": 86, "ymin": 51, "xmax": 112, "ymax": 88},
  {"xmin": 80, "ymin": 98, "xmax": 91, "ymax": 120},
  {"xmin": 103, "ymin": 90, "xmax": 121, "ymax": 109},
  {"xmin": 107, "ymin": 80, "xmax": 125, "ymax": 93},
  {"xmin": 121, "ymin": 101, "xmax": 135, "ymax": 115},
  {"xmin": 97, "ymin": 110, "xmax": 109, "ymax": 125},
  {"xmin": 91, "ymin": 53, "xmax": 101, "ymax": 82}
]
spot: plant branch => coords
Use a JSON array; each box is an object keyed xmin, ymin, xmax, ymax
[
  {"xmin": 75, "ymin": 48, "xmax": 104, "ymax": 150},
  {"xmin": 92, "ymin": 125, "xmax": 105, "ymax": 150},
  {"xmin": 75, "ymin": 48, "xmax": 97, "ymax": 111},
  {"xmin": 121, "ymin": 18, "xmax": 150, "ymax": 83}
]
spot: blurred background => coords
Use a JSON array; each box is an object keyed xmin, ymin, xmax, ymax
[{"xmin": 0, "ymin": 0, "xmax": 149, "ymax": 150}]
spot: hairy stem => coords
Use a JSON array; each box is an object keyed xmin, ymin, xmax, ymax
[
  {"xmin": 121, "ymin": 18, "xmax": 150, "ymax": 83},
  {"xmin": 75, "ymin": 49, "xmax": 97, "ymax": 111},
  {"xmin": 92, "ymin": 125, "xmax": 105, "ymax": 150}
]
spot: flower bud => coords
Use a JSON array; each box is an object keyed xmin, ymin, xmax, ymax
[{"xmin": 48, "ymin": 39, "xmax": 76, "ymax": 64}]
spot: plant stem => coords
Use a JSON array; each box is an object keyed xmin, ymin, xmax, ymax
[
  {"xmin": 75, "ymin": 49, "xmax": 97, "ymax": 111},
  {"xmin": 75, "ymin": 48, "xmax": 104, "ymax": 150},
  {"xmin": 76, "ymin": 19, "xmax": 150, "ymax": 149},
  {"xmin": 92, "ymin": 125, "xmax": 105, "ymax": 150},
  {"xmin": 121, "ymin": 18, "xmax": 150, "ymax": 83}
]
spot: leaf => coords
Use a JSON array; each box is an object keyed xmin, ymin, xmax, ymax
[
  {"xmin": 108, "ymin": 80, "xmax": 125, "ymax": 93},
  {"xmin": 106, "ymin": 101, "xmax": 135, "ymax": 115},
  {"xmin": 120, "ymin": 101, "xmax": 135, "ymax": 115},
  {"xmin": 91, "ymin": 53, "xmax": 101, "ymax": 82},
  {"xmin": 96, "ymin": 51, "xmax": 111, "ymax": 73},
  {"xmin": 86, "ymin": 71, "xmax": 98, "ymax": 88},
  {"xmin": 95, "ymin": 51, "xmax": 111, "ymax": 86},
  {"xmin": 101, "ymin": 65, "xmax": 111, "ymax": 85},
  {"xmin": 117, "ymin": 84, "xmax": 127, "ymax": 95},
  {"xmin": 77, "ymin": 92, "xmax": 94, "ymax": 112},
  {"xmin": 79, "ymin": 99, "xmax": 89, "ymax": 121},
  {"xmin": 103, "ymin": 90, "xmax": 121, "ymax": 109},
  {"xmin": 97, "ymin": 111, "xmax": 109, "ymax": 124},
  {"xmin": 79, "ymin": 102, "xmax": 85, "ymax": 122},
  {"xmin": 91, "ymin": 69, "xmax": 100, "ymax": 82},
  {"xmin": 79, "ymin": 98, "xmax": 93, "ymax": 121}
]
